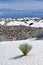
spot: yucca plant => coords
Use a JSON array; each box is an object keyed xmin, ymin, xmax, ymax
[{"xmin": 19, "ymin": 44, "xmax": 32, "ymax": 56}]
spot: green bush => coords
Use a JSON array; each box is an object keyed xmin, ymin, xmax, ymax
[{"xmin": 19, "ymin": 44, "xmax": 32, "ymax": 55}]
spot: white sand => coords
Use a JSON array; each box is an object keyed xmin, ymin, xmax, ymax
[
  {"xmin": 0, "ymin": 21, "xmax": 5, "ymax": 25},
  {"xmin": 6, "ymin": 21, "xmax": 27, "ymax": 26},
  {"xmin": 6, "ymin": 19, "xmax": 43, "ymax": 27},
  {"xmin": 0, "ymin": 39, "xmax": 43, "ymax": 65},
  {"xmin": 0, "ymin": 18, "xmax": 43, "ymax": 28}
]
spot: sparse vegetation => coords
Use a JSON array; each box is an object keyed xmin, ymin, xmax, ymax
[
  {"xmin": 0, "ymin": 35, "xmax": 7, "ymax": 41},
  {"xmin": 19, "ymin": 44, "xmax": 32, "ymax": 55},
  {"xmin": 36, "ymin": 31, "xmax": 43, "ymax": 40}
]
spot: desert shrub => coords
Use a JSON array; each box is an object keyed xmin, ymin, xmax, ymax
[
  {"xmin": 19, "ymin": 44, "xmax": 32, "ymax": 55},
  {"xmin": 36, "ymin": 31, "xmax": 43, "ymax": 40}
]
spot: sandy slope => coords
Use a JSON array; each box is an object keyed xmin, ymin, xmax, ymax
[
  {"xmin": 6, "ymin": 20, "xmax": 43, "ymax": 27},
  {"xmin": 0, "ymin": 18, "xmax": 43, "ymax": 28},
  {"xmin": 0, "ymin": 39, "xmax": 43, "ymax": 65}
]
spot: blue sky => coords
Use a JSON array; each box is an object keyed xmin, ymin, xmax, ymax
[{"xmin": 0, "ymin": 0, "xmax": 43, "ymax": 18}]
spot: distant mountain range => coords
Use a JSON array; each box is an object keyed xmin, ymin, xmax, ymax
[{"xmin": 0, "ymin": 9, "xmax": 43, "ymax": 18}]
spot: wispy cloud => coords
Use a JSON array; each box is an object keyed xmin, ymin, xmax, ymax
[{"xmin": 0, "ymin": 1, "xmax": 43, "ymax": 10}]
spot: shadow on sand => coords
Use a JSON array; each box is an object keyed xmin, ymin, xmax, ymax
[{"xmin": 10, "ymin": 55, "xmax": 24, "ymax": 60}]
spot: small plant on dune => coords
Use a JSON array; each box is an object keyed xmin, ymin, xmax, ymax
[{"xmin": 19, "ymin": 44, "xmax": 32, "ymax": 56}]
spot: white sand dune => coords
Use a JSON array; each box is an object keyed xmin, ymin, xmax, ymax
[
  {"xmin": 6, "ymin": 19, "xmax": 43, "ymax": 27},
  {"xmin": 0, "ymin": 18, "xmax": 43, "ymax": 28},
  {"xmin": 6, "ymin": 21, "xmax": 27, "ymax": 26},
  {"xmin": 0, "ymin": 39, "xmax": 43, "ymax": 65}
]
